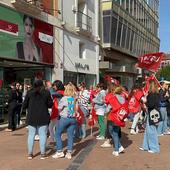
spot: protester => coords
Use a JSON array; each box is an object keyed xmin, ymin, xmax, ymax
[
  {"xmin": 23, "ymin": 80, "xmax": 53, "ymax": 160},
  {"xmin": 157, "ymin": 81, "xmax": 170, "ymax": 135},
  {"xmin": 93, "ymin": 83, "xmax": 106, "ymax": 140},
  {"xmin": 140, "ymin": 80, "xmax": 160, "ymax": 153},
  {"xmin": 77, "ymin": 82, "xmax": 90, "ymax": 138},
  {"xmin": 52, "ymin": 83, "xmax": 77, "ymax": 160},
  {"xmin": 106, "ymin": 85, "xmax": 128, "ymax": 156},
  {"xmin": 48, "ymin": 80, "xmax": 64, "ymax": 144},
  {"xmin": 128, "ymin": 84, "xmax": 144, "ymax": 135}
]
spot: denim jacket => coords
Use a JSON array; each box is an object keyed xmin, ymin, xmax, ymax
[{"xmin": 93, "ymin": 90, "xmax": 106, "ymax": 110}]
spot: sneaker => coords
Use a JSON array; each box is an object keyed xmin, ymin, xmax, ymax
[
  {"xmin": 158, "ymin": 134, "xmax": 164, "ymax": 137},
  {"xmin": 148, "ymin": 150, "xmax": 155, "ymax": 153},
  {"xmin": 65, "ymin": 152, "xmax": 72, "ymax": 160},
  {"xmin": 130, "ymin": 129, "xmax": 137, "ymax": 135},
  {"xmin": 119, "ymin": 146, "xmax": 125, "ymax": 153},
  {"xmin": 40, "ymin": 154, "xmax": 48, "ymax": 160},
  {"xmin": 112, "ymin": 151, "xmax": 119, "ymax": 157},
  {"xmin": 5, "ymin": 128, "xmax": 12, "ymax": 132},
  {"xmin": 96, "ymin": 136, "xmax": 105, "ymax": 140},
  {"xmin": 34, "ymin": 135, "xmax": 39, "ymax": 141},
  {"xmin": 164, "ymin": 131, "xmax": 170, "ymax": 135},
  {"xmin": 96, "ymin": 135, "xmax": 100, "ymax": 138},
  {"xmin": 101, "ymin": 141, "xmax": 112, "ymax": 148},
  {"xmin": 28, "ymin": 154, "xmax": 33, "ymax": 160},
  {"xmin": 52, "ymin": 152, "xmax": 65, "ymax": 159},
  {"xmin": 139, "ymin": 147, "xmax": 144, "ymax": 151}
]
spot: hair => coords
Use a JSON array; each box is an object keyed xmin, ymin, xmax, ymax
[
  {"xmin": 64, "ymin": 83, "xmax": 76, "ymax": 97},
  {"xmin": 107, "ymin": 83, "xmax": 116, "ymax": 93},
  {"xmin": 96, "ymin": 83, "xmax": 104, "ymax": 89},
  {"xmin": 52, "ymin": 80, "xmax": 64, "ymax": 90},
  {"xmin": 23, "ymin": 15, "xmax": 34, "ymax": 25},
  {"xmin": 113, "ymin": 86, "xmax": 123, "ymax": 95},
  {"xmin": 149, "ymin": 80, "xmax": 159, "ymax": 93},
  {"xmin": 79, "ymin": 82, "xmax": 86, "ymax": 88},
  {"xmin": 33, "ymin": 79, "xmax": 44, "ymax": 93}
]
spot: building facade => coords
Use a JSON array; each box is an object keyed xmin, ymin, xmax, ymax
[
  {"xmin": 100, "ymin": 0, "xmax": 160, "ymax": 89},
  {"xmin": 0, "ymin": 0, "xmax": 62, "ymax": 84},
  {"xmin": 58, "ymin": 0, "xmax": 100, "ymax": 87}
]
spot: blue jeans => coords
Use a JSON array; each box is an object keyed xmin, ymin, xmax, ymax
[
  {"xmin": 75, "ymin": 124, "xmax": 86, "ymax": 138},
  {"xmin": 56, "ymin": 117, "xmax": 77, "ymax": 152},
  {"xmin": 28, "ymin": 125, "xmax": 48, "ymax": 155},
  {"xmin": 108, "ymin": 123, "xmax": 121, "ymax": 152},
  {"xmin": 142, "ymin": 116, "xmax": 160, "ymax": 153},
  {"xmin": 157, "ymin": 107, "xmax": 168, "ymax": 135},
  {"xmin": 167, "ymin": 115, "xmax": 170, "ymax": 128}
]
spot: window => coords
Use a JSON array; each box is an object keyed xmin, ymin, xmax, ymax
[{"xmin": 79, "ymin": 42, "xmax": 86, "ymax": 59}]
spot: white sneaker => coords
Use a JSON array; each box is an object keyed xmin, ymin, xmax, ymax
[
  {"xmin": 52, "ymin": 152, "xmax": 65, "ymax": 159},
  {"xmin": 96, "ymin": 136, "xmax": 105, "ymax": 140},
  {"xmin": 164, "ymin": 131, "xmax": 170, "ymax": 135},
  {"xmin": 101, "ymin": 141, "xmax": 112, "ymax": 148},
  {"xmin": 65, "ymin": 152, "xmax": 72, "ymax": 160},
  {"xmin": 139, "ymin": 147, "xmax": 144, "ymax": 151},
  {"xmin": 158, "ymin": 134, "xmax": 164, "ymax": 136},
  {"xmin": 34, "ymin": 135, "xmax": 39, "ymax": 141},
  {"xmin": 148, "ymin": 150, "xmax": 155, "ymax": 153},
  {"xmin": 112, "ymin": 151, "xmax": 119, "ymax": 157},
  {"xmin": 130, "ymin": 129, "xmax": 137, "ymax": 135},
  {"xmin": 96, "ymin": 135, "xmax": 100, "ymax": 138},
  {"xmin": 119, "ymin": 146, "xmax": 125, "ymax": 153}
]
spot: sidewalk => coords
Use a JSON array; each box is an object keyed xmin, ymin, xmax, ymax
[{"xmin": 0, "ymin": 123, "xmax": 170, "ymax": 170}]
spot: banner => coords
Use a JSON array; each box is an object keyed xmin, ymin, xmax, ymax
[
  {"xmin": 0, "ymin": 6, "xmax": 53, "ymax": 64},
  {"xmin": 137, "ymin": 52, "xmax": 165, "ymax": 72}
]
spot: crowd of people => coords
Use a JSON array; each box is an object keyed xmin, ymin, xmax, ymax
[{"xmin": 4, "ymin": 75, "xmax": 170, "ymax": 160}]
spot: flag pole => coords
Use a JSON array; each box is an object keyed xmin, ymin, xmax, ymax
[{"xmin": 91, "ymin": 126, "xmax": 93, "ymax": 136}]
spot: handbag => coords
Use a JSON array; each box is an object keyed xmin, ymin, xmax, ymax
[{"xmin": 148, "ymin": 109, "xmax": 162, "ymax": 126}]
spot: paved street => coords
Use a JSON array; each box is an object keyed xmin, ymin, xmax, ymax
[{"xmin": 0, "ymin": 123, "xmax": 170, "ymax": 170}]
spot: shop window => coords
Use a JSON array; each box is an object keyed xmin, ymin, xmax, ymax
[
  {"xmin": 111, "ymin": 16, "xmax": 118, "ymax": 45},
  {"xmin": 116, "ymin": 19, "xmax": 123, "ymax": 47},
  {"xmin": 103, "ymin": 15, "xmax": 111, "ymax": 43},
  {"xmin": 79, "ymin": 42, "xmax": 86, "ymax": 59}
]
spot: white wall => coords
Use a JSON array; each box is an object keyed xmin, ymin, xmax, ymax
[
  {"xmin": 62, "ymin": 0, "xmax": 98, "ymax": 37},
  {"xmin": 63, "ymin": 31, "xmax": 98, "ymax": 75}
]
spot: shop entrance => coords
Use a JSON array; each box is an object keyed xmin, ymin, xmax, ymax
[{"xmin": 0, "ymin": 58, "xmax": 53, "ymax": 123}]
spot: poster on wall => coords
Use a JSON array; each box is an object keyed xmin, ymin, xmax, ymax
[{"xmin": 0, "ymin": 6, "xmax": 53, "ymax": 64}]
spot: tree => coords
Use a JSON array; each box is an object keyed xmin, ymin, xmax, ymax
[{"xmin": 156, "ymin": 65, "xmax": 170, "ymax": 81}]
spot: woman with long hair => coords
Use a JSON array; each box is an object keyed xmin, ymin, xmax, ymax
[
  {"xmin": 23, "ymin": 80, "xmax": 53, "ymax": 160},
  {"xmin": 140, "ymin": 80, "xmax": 160, "ymax": 153},
  {"xmin": 52, "ymin": 83, "xmax": 77, "ymax": 160}
]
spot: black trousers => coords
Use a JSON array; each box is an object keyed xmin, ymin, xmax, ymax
[{"xmin": 8, "ymin": 103, "xmax": 18, "ymax": 130}]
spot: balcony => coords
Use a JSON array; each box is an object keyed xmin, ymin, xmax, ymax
[
  {"xmin": 11, "ymin": 0, "xmax": 42, "ymax": 15},
  {"xmin": 76, "ymin": 11, "xmax": 92, "ymax": 36}
]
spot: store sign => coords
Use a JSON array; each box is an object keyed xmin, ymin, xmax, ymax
[
  {"xmin": 75, "ymin": 62, "xmax": 89, "ymax": 71},
  {"xmin": 0, "ymin": 19, "xmax": 18, "ymax": 36},
  {"xmin": 39, "ymin": 32, "xmax": 53, "ymax": 44}
]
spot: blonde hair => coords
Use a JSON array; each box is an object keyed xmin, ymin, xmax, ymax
[
  {"xmin": 64, "ymin": 83, "xmax": 76, "ymax": 97},
  {"xmin": 113, "ymin": 86, "xmax": 123, "ymax": 94},
  {"xmin": 149, "ymin": 80, "xmax": 158, "ymax": 93}
]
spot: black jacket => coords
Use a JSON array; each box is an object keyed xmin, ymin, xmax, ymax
[
  {"xmin": 147, "ymin": 92, "xmax": 160, "ymax": 111},
  {"xmin": 23, "ymin": 88, "xmax": 53, "ymax": 126}
]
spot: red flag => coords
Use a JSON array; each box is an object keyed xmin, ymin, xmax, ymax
[{"xmin": 137, "ymin": 52, "xmax": 165, "ymax": 72}]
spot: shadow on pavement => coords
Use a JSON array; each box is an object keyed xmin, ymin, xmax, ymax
[
  {"xmin": 72, "ymin": 139, "xmax": 95, "ymax": 157},
  {"xmin": 121, "ymin": 131, "xmax": 133, "ymax": 149}
]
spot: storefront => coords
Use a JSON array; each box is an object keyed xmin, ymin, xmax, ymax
[{"xmin": 0, "ymin": 6, "xmax": 54, "ymax": 122}]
